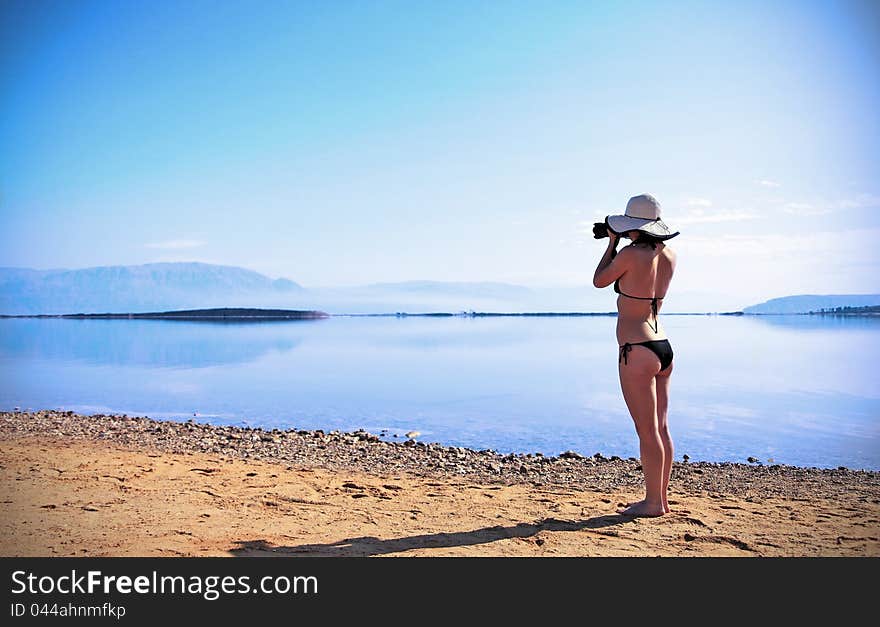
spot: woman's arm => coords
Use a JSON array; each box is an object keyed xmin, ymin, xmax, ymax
[{"xmin": 593, "ymin": 232, "xmax": 631, "ymax": 288}]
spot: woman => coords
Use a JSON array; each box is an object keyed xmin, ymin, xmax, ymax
[{"xmin": 593, "ymin": 194, "xmax": 680, "ymax": 517}]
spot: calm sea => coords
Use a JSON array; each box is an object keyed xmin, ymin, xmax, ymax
[{"xmin": 1, "ymin": 314, "xmax": 878, "ymax": 470}]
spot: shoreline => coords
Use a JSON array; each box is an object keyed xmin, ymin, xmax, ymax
[
  {"xmin": 3, "ymin": 410, "xmax": 877, "ymax": 495},
  {"xmin": 2, "ymin": 410, "xmax": 879, "ymax": 556}
]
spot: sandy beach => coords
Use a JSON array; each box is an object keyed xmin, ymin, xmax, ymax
[{"xmin": 1, "ymin": 410, "xmax": 878, "ymax": 557}]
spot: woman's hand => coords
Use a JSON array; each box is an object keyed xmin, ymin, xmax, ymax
[
  {"xmin": 602, "ymin": 216, "xmax": 619, "ymax": 247},
  {"xmin": 607, "ymin": 229, "xmax": 620, "ymax": 248}
]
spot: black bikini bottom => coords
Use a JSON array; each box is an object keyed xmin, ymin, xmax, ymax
[{"xmin": 619, "ymin": 339, "xmax": 674, "ymax": 371}]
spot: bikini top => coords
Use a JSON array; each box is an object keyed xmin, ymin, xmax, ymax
[{"xmin": 614, "ymin": 278, "xmax": 666, "ymax": 334}]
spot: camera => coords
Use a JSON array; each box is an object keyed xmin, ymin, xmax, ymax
[{"xmin": 592, "ymin": 217, "xmax": 616, "ymax": 239}]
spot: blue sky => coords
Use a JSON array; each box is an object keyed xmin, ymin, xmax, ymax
[{"xmin": 1, "ymin": 0, "xmax": 878, "ymax": 307}]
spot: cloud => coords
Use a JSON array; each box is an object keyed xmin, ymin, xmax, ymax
[
  {"xmin": 667, "ymin": 228, "xmax": 880, "ymax": 305},
  {"xmin": 685, "ymin": 198, "xmax": 713, "ymax": 208},
  {"xmin": 149, "ymin": 255, "xmax": 225, "ymax": 265},
  {"xmin": 677, "ymin": 228, "xmax": 880, "ymax": 258},
  {"xmin": 577, "ymin": 218, "xmax": 605, "ymax": 235},
  {"xmin": 144, "ymin": 239, "xmax": 206, "ymax": 250},
  {"xmin": 782, "ymin": 202, "xmax": 830, "ymax": 216},
  {"xmin": 675, "ymin": 209, "xmax": 757, "ymax": 225},
  {"xmin": 834, "ymin": 193, "xmax": 880, "ymax": 210},
  {"xmin": 775, "ymin": 192, "xmax": 878, "ymax": 216},
  {"xmin": 756, "ymin": 179, "xmax": 781, "ymax": 188}
]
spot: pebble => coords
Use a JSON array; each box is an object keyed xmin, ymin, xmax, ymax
[{"xmin": 2, "ymin": 410, "xmax": 876, "ymax": 500}]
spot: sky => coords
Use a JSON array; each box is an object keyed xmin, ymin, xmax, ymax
[{"xmin": 1, "ymin": 0, "xmax": 879, "ymax": 308}]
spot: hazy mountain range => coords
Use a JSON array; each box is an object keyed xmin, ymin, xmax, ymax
[
  {"xmin": 0, "ymin": 264, "xmax": 303, "ymax": 315},
  {"xmin": 742, "ymin": 294, "xmax": 880, "ymax": 314},
  {"xmin": 1, "ymin": 262, "xmax": 876, "ymax": 315}
]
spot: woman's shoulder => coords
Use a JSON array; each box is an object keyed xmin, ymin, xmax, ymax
[
  {"xmin": 624, "ymin": 241, "xmax": 674, "ymax": 255},
  {"xmin": 661, "ymin": 244, "xmax": 677, "ymax": 270}
]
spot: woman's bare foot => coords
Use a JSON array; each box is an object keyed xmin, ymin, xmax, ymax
[
  {"xmin": 623, "ymin": 499, "xmax": 671, "ymax": 514},
  {"xmin": 617, "ymin": 499, "xmax": 666, "ymax": 517}
]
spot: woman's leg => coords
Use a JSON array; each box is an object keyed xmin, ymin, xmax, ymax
[
  {"xmin": 617, "ymin": 346, "xmax": 665, "ymax": 517},
  {"xmin": 655, "ymin": 362, "xmax": 674, "ymax": 513}
]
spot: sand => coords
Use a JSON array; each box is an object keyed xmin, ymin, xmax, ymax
[{"xmin": 2, "ymin": 433, "xmax": 878, "ymax": 557}]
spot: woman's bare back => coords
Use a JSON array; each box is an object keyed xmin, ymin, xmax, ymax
[{"xmin": 615, "ymin": 243, "xmax": 676, "ymax": 344}]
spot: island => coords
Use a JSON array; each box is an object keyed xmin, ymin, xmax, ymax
[{"xmin": 0, "ymin": 307, "xmax": 330, "ymax": 320}]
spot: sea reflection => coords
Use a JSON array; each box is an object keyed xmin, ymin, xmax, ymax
[{"xmin": 1, "ymin": 314, "xmax": 877, "ymax": 469}]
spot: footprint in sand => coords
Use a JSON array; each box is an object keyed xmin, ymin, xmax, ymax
[
  {"xmin": 670, "ymin": 515, "xmax": 710, "ymax": 528},
  {"xmin": 683, "ymin": 533, "xmax": 753, "ymax": 552}
]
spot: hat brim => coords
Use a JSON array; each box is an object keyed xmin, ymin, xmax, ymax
[{"xmin": 607, "ymin": 215, "xmax": 679, "ymax": 240}]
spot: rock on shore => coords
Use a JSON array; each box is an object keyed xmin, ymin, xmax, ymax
[{"xmin": 2, "ymin": 410, "xmax": 878, "ymax": 501}]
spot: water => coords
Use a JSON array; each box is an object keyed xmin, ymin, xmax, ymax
[{"xmin": 1, "ymin": 314, "xmax": 878, "ymax": 470}]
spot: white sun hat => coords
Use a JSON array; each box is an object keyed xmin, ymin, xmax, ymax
[{"xmin": 606, "ymin": 194, "xmax": 679, "ymax": 240}]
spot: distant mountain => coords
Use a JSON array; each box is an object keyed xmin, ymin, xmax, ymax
[
  {"xmin": 743, "ymin": 294, "xmax": 880, "ymax": 314},
  {"xmin": 2, "ymin": 263, "xmax": 554, "ymax": 314},
  {"xmin": 309, "ymin": 280, "xmax": 552, "ymax": 314},
  {"xmin": 1, "ymin": 261, "xmax": 745, "ymax": 315},
  {"xmin": 366, "ymin": 280, "xmax": 534, "ymax": 299},
  {"xmin": 0, "ymin": 263, "xmax": 303, "ymax": 315}
]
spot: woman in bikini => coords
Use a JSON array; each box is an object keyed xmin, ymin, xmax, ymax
[{"xmin": 592, "ymin": 194, "xmax": 680, "ymax": 517}]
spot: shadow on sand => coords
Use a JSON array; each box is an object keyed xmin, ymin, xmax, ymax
[{"xmin": 229, "ymin": 514, "xmax": 634, "ymax": 556}]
